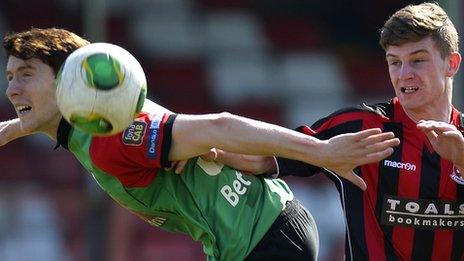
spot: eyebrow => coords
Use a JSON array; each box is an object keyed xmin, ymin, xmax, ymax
[
  {"xmin": 386, "ymin": 49, "xmax": 430, "ymax": 58},
  {"xmin": 5, "ymin": 64, "xmax": 36, "ymax": 75}
]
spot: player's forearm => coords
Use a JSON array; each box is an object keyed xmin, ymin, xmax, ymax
[
  {"xmin": 0, "ymin": 118, "xmax": 26, "ymax": 146},
  {"xmin": 171, "ymin": 112, "xmax": 325, "ymax": 165},
  {"xmin": 209, "ymin": 114, "xmax": 325, "ymax": 165}
]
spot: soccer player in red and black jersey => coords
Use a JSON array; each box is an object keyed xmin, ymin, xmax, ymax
[{"xmin": 208, "ymin": 2, "xmax": 464, "ymax": 260}]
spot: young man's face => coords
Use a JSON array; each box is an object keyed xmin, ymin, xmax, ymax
[
  {"xmin": 385, "ymin": 36, "xmax": 459, "ymax": 115},
  {"xmin": 5, "ymin": 56, "xmax": 61, "ymax": 134}
]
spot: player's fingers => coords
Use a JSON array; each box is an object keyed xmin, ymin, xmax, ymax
[
  {"xmin": 365, "ymin": 147, "xmax": 395, "ymax": 162},
  {"xmin": 417, "ymin": 125, "xmax": 448, "ymax": 135},
  {"xmin": 417, "ymin": 120, "xmax": 456, "ymax": 132},
  {"xmin": 340, "ymin": 170, "xmax": 367, "ymax": 191},
  {"xmin": 164, "ymin": 161, "xmax": 176, "ymax": 171},
  {"xmin": 359, "ymin": 132, "xmax": 396, "ymax": 147},
  {"xmin": 351, "ymin": 128, "xmax": 383, "ymax": 141},
  {"xmin": 364, "ymin": 138, "xmax": 400, "ymax": 154},
  {"xmin": 442, "ymin": 131, "xmax": 462, "ymax": 139},
  {"xmin": 174, "ymin": 160, "xmax": 188, "ymax": 174},
  {"xmin": 200, "ymin": 148, "xmax": 218, "ymax": 161},
  {"xmin": 421, "ymin": 129, "xmax": 439, "ymax": 142},
  {"xmin": 348, "ymin": 137, "xmax": 398, "ymax": 159},
  {"xmin": 352, "ymin": 147, "xmax": 394, "ymax": 166}
]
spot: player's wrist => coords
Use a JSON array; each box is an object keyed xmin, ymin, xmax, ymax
[{"xmin": 305, "ymin": 139, "xmax": 329, "ymax": 167}]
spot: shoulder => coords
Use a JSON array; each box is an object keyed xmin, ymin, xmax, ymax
[
  {"xmin": 88, "ymin": 110, "xmax": 175, "ymax": 187},
  {"xmin": 311, "ymin": 100, "xmax": 394, "ymax": 130}
]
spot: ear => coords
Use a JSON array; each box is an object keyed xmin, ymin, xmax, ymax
[{"xmin": 446, "ymin": 52, "xmax": 461, "ymax": 77}]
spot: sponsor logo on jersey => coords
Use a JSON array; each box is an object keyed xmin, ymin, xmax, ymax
[
  {"xmin": 146, "ymin": 114, "xmax": 162, "ymax": 159},
  {"xmin": 381, "ymin": 195, "xmax": 464, "ymax": 230},
  {"xmin": 383, "ymin": 160, "xmax": 417, "ymax": 171},
  {"xmin": 220, "ymin": 171, "xmax": 252, "ymax": 207},
  {"xmin": 122, "ymin": 121, "xmax": 147, "ymax": 146}
]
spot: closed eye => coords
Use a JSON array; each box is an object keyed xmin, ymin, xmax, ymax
[{"xmin": 22, "ymin": 71, "xmax": 34, "ymax": 77}]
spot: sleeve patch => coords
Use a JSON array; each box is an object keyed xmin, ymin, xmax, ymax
[
  {"xmin": 146, "ymin": 114, "xmax": 163, "ymax": 159},
  {"xmin": 122, "ymin": 121, "xmax": 147, "ymax": 146}
]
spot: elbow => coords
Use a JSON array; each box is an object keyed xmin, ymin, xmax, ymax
[
  {"xmin": 209, "ymin": 112, "xmax": 236, "ymax": 130},
  {"xmin": 206, "ymin": 112, "xmax": 240, "ymax": 146}
]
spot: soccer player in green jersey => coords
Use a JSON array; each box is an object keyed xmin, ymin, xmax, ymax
[{"xmin": 0, "ymin": 28, "xmax": 399, "ymax": 260}]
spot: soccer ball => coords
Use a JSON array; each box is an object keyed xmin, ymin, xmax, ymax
[{"xmin": 56, "ymin": 42, "xmax": 147, "ymax": 136}]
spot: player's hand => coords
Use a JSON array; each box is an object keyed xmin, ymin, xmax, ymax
[
  {"xmin": 206, "ymin": 148, "xmax": 276, "ymax": 174},
  {"xmin": 171, "ymin": 148, "xmax": 277, "ymax": 175},
  {"xmin": 417, "ymin": 120, "xmax": 464, "ymax": 169},
  {"xmin": 168, "ymin": 149, "xmax": 218, "ymax": 174},
  {"xmin": 167, "ymin": 149, "xmax": 215, "ymax": 174},
  {"xmin": 318, "ymin": 128, "xmax": 400, "ymax": 190},
  {"xmin": 0, "ymin": 118, "xmax": 25, "ymax": 147}
]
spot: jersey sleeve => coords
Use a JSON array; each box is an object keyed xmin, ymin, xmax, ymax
[{"xmin": 89, "ymin": 112, "xmax": 176, "ymax": 188}]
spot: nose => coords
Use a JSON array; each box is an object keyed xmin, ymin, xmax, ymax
[
  {"xmin": 398, "ymin": 63, "xmax": 414, "ymax": 80},
  {"xmin": 6, "ymin": 78, "xmax": 22, "ymax": 99}
]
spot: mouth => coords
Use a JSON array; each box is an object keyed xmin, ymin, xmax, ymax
[
  {"xmin": 15, "ymin": 105, "xmax": 32, "ymax": 115},
  {"xmin": 400, "ymin": 87, "xmax": 419, "ymax": 94}
]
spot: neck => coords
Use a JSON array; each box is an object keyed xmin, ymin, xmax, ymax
[
  {"xmin": 40, "ymin": 113, "xmax": 63, "ymax": 142},
  {"xmin": 404, "ymin": 105, "xmax": 452, "ymax": 123}
]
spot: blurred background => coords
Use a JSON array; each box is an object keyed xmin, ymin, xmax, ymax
[{"xmin": 0, "ymin": 0, "xmax": 462, "ymax": 260}]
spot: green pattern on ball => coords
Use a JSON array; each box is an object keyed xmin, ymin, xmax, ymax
[
  {"xmin": 83, "ymin": 53, "xmax": 124, "ymax": 90},
  {"xmin": 70, "ymin": 113, "xmax": 113, "ymax": 135},
  {"xmin": 135, "ymin": 85, "xmax": 147, "ymax": 115}
]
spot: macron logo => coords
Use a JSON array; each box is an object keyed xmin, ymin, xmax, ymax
[{"xmin": 384, "ymin": 160, "xmax": 417, "ymax": 171}]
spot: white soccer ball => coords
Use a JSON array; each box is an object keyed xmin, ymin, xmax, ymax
[{"xmin": 56, "ymin": 43, "xmax": 147, "ymax": 136}]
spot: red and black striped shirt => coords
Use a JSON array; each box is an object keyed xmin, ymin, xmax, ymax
[{"xmin": 277, "ymin": 98, "xmax": 464, "ymax": 261}]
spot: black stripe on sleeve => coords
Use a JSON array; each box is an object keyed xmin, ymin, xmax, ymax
[{"xmin": 159, "ymin": 114, "xmax": 177, "ymax": 168}]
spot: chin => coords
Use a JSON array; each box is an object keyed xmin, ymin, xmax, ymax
[
  {"xmin": 397, "ymin": 97, "xmax": 422, "ymax": 109},
  {"xmin": 400, "ymin": 102, "xmax": 426, "ymax": 113}
]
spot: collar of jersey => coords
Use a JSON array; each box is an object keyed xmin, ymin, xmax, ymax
[{"xmin": 54, "ymin": 118, "xmax": 72, "ymax": 150}]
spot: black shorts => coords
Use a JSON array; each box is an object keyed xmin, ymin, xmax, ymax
[{"xmin": 245, "ymin": 199, "xmax": 319, "ymax": 261}]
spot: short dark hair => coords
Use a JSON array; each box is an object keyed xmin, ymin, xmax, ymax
[
  {"xmin": 3, "ymin": 27, "xmax": 90, "ymax": 75},
  {"xmin": 379, "ymin": 2, "xmax": 459, "ymax": 57}
]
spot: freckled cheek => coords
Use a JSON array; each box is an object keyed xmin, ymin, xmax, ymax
[{"xmin": 388, "ymin": 70, "xmax": 399, "ymax": 86}]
